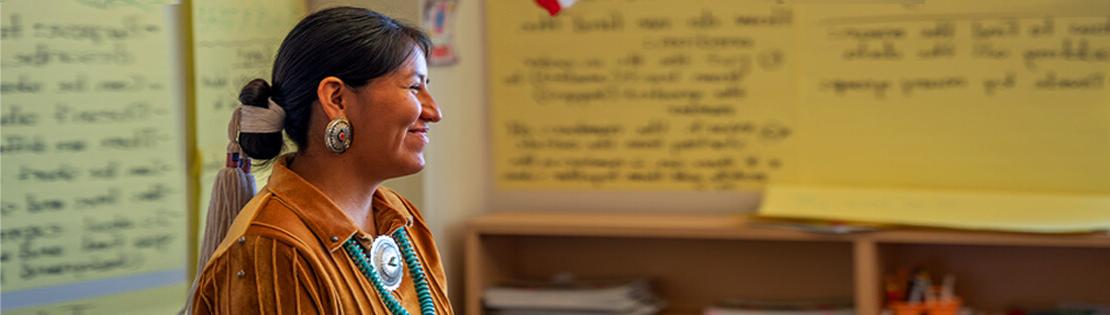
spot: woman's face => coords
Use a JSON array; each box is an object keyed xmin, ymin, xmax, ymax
[{"xmin": 346, "ymin": 48, "xmax": 440, "ymax": 179}]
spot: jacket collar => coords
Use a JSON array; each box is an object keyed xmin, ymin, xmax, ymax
[{"xmin": 265, "ymin": 154, "xmax": 413, "ymax": 252}]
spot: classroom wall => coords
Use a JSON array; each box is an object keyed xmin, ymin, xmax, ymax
[
  {"xmin": 311, "ymin": 0, "xmax": 420, "ymax": 24},
  {"xmin": 422, "ymin": 0, "xmax": 489, "ymax": 309},
  {"xmin": 417, "ymin": 3, "xmax": 761, "ymax": 313},
  {"xmin": 420, "ymin": 1, "xmax": 765, "ymax": 310},
  {"xmin": 417, "ymin": 0, "xmax": 771, "ymax": 308},
  {"xmin": 434, "ymin": 0, "xmax": 1110, "ymax": 310}
]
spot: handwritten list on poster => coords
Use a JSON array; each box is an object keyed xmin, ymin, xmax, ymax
[
  {"xmin": 193, "ymin": 0, "xmax": 305, "ymax": 223},
  {"xmin": 488, "ymin": 1, "xmax": 799, "ymax": 190},
  {"xmin": 489, "ymin": 0, "xmax": 1109, "ymax": 195},
  {"xmin": 0, "ymin": 0, "xmax": 187, "ymax": 294},
  {"xmin": 795, "ymin": 1, "xmax": 1110, "ymax": 193}
]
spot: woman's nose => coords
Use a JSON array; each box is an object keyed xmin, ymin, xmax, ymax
[{"xmin": 420, "ymin": 91, "xmax": 442, "ymax": 123}]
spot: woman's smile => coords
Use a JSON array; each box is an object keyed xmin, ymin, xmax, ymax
[{"xmin": 408, "ymin": 126, "xmax": 430, "ymax": 146}]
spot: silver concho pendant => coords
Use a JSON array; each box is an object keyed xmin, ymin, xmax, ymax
[{"xmin": 370, "ymin": 235, "xmax": 404, "ymax": 291}]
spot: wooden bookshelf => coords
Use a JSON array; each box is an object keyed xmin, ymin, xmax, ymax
[{"xmin": 465, "ymin": 211, "xmax": 1110, "ymax": 315}]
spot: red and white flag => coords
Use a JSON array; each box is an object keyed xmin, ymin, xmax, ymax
[{"xmin": 535, "ymin": 0, "xmax": 577, "ymax": 16}]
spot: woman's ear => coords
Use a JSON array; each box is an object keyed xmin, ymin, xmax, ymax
[{"xmin": 316, "ymin": 76, "xmax": 347, "ymax": 120}]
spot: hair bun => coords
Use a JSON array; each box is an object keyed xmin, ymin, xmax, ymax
[
  {"xmin": 239, "ymin": 79, "xmax": 271, "ymax": 107},
  {"xmin": 237, "ymin": 79, "xmax": 283, "ymax": 160}
]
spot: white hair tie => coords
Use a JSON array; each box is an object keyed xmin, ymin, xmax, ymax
[{"xmin": 238, "ymin": 98, "xmax": 286, "ymax": 133}]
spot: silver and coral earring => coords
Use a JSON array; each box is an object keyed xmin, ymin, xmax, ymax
[{"xmin": 324, "ymin": 117, "xmax": 352, "ymax": 153}]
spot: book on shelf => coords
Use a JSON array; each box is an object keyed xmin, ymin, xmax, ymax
[
  {"xmin": 487, "ymin": 302, "xmax": 663, "ymax": 315},
  {"xmin": 704, "ymin": 298, "xmax": 854, "ymax": 315},
  {"xmin": 484, "ymin": 277, "xmax": 663, "ymax": 315}
]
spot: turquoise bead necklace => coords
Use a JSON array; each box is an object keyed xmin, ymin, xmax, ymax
[{"xmin": 343, "ymin": 228, "xmax": 436, "ymax": 315}]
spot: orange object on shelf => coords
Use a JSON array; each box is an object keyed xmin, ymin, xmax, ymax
[{"xmin": 890, "ymin": 299, "xmax": 961, "ymax": 315}]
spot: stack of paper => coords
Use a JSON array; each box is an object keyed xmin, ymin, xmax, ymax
[
  {"xmin": 484, "ymin": 278, "xmax": 663, "ymax": 315},
  {"xmin": 704, "ymin": 299, "xmax": 854, "ymax": 315},
  {"xmin": 759, "ymin": 185, "xmax": 1110, "ymax": 234}
]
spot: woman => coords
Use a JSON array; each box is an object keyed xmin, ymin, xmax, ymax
[{"xmin": 190, "ymin": 7, "xmax": 450, "ymax": 315}]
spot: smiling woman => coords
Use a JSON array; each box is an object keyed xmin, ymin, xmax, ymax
[{"xmin": 186, "ymin": 7, "xmax": 451, "ymax": 315}]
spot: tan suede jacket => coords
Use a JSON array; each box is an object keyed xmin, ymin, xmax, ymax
[{"xmin": 190, "ymin": 156, "xmax": 452, "ymax": 314}]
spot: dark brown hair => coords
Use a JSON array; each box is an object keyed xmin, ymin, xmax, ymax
[{"xmin": 238, "ymin": 6, "xmax": 432, "ymax": 160}]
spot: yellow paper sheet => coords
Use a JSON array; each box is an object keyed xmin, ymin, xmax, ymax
[
  {"xmin": 793, "ymin": 0, "xmax": 1110, "ymax": 194},
  {"xmin": 760, "ymin": 185, "xmax": 1110, "ymax": 233},
  {"xmin": 192, "ymin": 0, "xmax": 305, "ymax": 241},
  {"xmin": 4, "ymin": 283, "xmax": 187, "ymax": 315},
  {"xmin": 488, "ymin": 0, "xmax": 800, "ymax": 191},
  {"xmin": 1, "ymin": 0, "xmax": 187, "ymax": 292},
  {"xmin": 489, "ymin": 0, "xmax": 1109, "ymax": 195}
]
